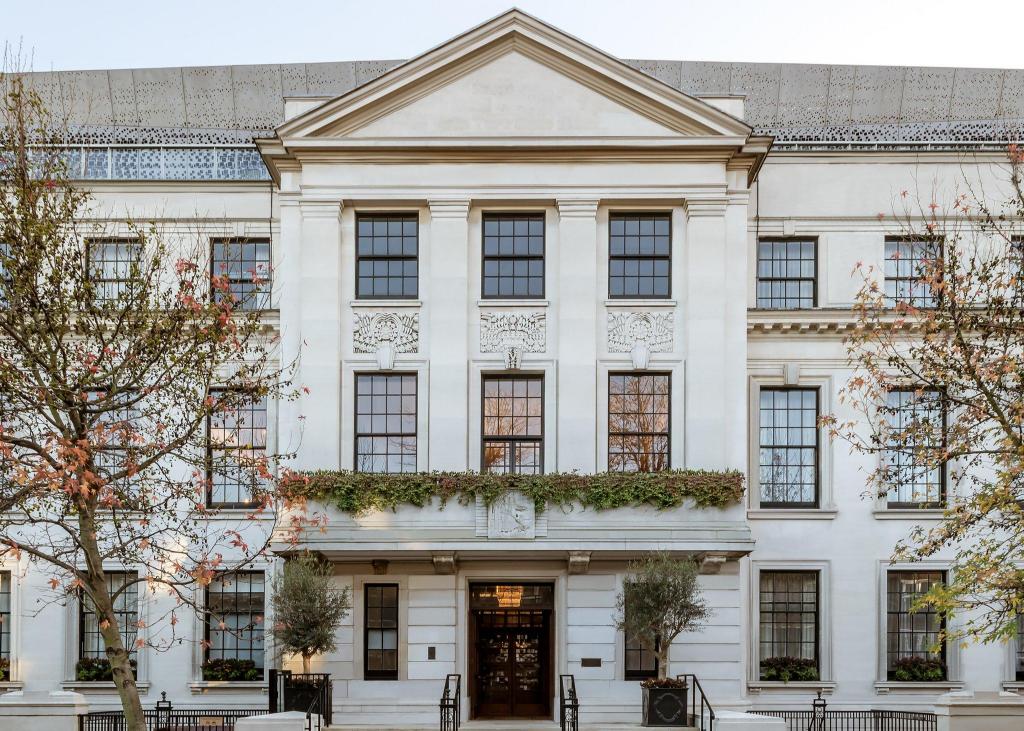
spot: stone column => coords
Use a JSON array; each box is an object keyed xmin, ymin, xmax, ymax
[
  {"xmin": 276, "ymin": 196, "xmax": 303, "ymax": 462},
  {"xmin": 295, "ymin": 200, "xmax": 344, "ymax": 470},
  {"xmin": 555, "ymin": 199, "xmax": 600, "ymax": 472},
  {"xmin": 427, "ymin": 199, "xmax": 471, "ymax": 470},
  {"xmin": 0, "ymin": 691, "xmax": 89, "ymax": 731},
  {"xmin": 936, "ymin": 691, "xmax": 1024, "ymax": 731},
  {"xmin": 683, "ymin": 200, "xmax": 730, "ymax": 470}
]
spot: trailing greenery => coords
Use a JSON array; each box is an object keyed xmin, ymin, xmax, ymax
[
  {"xmin": 201, "ymin": 658, "xmax": 262, "ymax": 682},
  {"xmin": 641, "ymin": 677, "xmax": 688, "ymax": 689},
  {"xmin": 75, "ymin": 657, "xmax": 138, "ymax": 682},
  {"xmin": 0, "ymin": 657, "xmax": 9, "ymax": 682},
  {"xmin": 292, "ymin": 469, "xmax": 745, "ymax": 515},
  {"xmin": 760, "ymin": 656, "xmax": 820, "ymax": 682},
  {"xmin": 890, "ymin": 657, "xmax": 946, "ymax": 682}
]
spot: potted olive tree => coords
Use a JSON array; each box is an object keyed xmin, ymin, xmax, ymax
[
  {"xmin": 616, "ymin": 552, "xmax": 709, "ymax": 727},
  {"xmin": 270, "ymin": 553, "xmax": 351, "ymax": 672}
]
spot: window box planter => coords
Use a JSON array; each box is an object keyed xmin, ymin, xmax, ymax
[
  {"xmin": 888, "ymin": 657, "xmax": 946, "ymax": 683},
  {"xmin": 201, "ymin": 658, "xmax": 262, "ymax": 682},
  {"xmin": 0, "ymin": 658, "xmax": 8, "ymax": 682},
  {"xmin": 760, "ymin": 657, "xmax": 820, "ymax": 683},
  {"xmin": 75, "ymin": 657, "xmax": 137, "ymax": 682},
  {"xmin": 641, "ymin": 679, "xmax": 689, "ymax": 727}
]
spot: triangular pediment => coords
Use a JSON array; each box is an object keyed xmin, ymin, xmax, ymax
[{"xmin": 276, "ymin": 9, "xmax": 751, "ymax": 145}]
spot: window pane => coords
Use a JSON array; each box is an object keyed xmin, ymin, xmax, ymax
[
  {"xmin": 756, "ymin": 239, "xmax": 816, "ymax": 309},
  {"xmin": 884, "ymin": 238, "xmax": 941, "ymax": 308},
  {"xmin": 886, "ymin": 571, "xmax": 945, "ymax": 679},
  {"xmin": 608, "ymin": 374, "xmax": 670, "ymax": 472},
  {"xmin": 356, "ymin": 214, "xmax": 418, "ymax": 298},
  {"xmin": 87, "ymin": 239, "xmax": 141, "ymax": 303},
  {"xmin": 482, "ymin": 376, "xmax": 543, "ymax": 475},
  {"xmin": 205, "ymin": 572, "xmax": 265, "ymax": 670},
  {"xmin": 608, "ymin": 214, "xmax": 671, "ymax": 299},
  {"xmin": 883, "ymin": 389, "xmax": 945, "ymax": 506},
  {"xmin": 211, "ymin": 238, "xmax": 272, "ymax": 311},
  {"xmin": 759, "ymin": 388, "xmax": 819, "ymax": 506},
  {"xmin": 355, "ymin": 374, "xmax": 417, "ymax": 473},
  {"xmin": 482, "ymin": 213, "xmax": 545, "ymax": 299},
  {"xmin": 208, "ymin": 391, "xmax": 268, "ymax": 507},
  {"xmin": 758, "ymin": 571, "xmax": 819, "ymax": 678},
  {"xmin": 365, "ymin": 584, "xmax": 399, "ymax": 679},
  {"xmin": 80, "ymin": 572, "xmax": 138, "ymax": 661}
]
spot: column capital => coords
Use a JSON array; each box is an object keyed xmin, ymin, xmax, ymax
[
  {"xmin": 428, "ymin": 198, "xmax": 471, "ymax": 219},
  {"xmin": 298, "ymin": 199, "xmax": 344, "ymax": 220},
  {"xmin": 556, "ymin": 198, "xmax": 600, "ymax": 218}
]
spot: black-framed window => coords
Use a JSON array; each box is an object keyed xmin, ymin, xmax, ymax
[
  {"xmin": 364, "ymin": 584, "xmax": 398, "ymax": 680},
  {"xmin": 886, "ymin": 570, "xmax": 946, "ymax": 680},
  {"xmin": 1016, "ymin": 614, "xmax": 1024, "ymax": 681},
  {"xmin": 608, "ymin": 373, "xmax": 670, "ymax": 472},
  {"xmin": 883, "ymin": 388, "xmax": 946, "ymax": 507},
  {"xmin": 482, "ymin": 376, "xmax": 543, "ymax": 475},
  {"xmin": 356, "ymin": 214, "xmax": 418, "ymax": 299},
  {"xmin": 609, "ymin": 213, "xmax": 671, "ymax": 298},
  {"xmin": 79, "ymin": 572, "xmax": 138, "ymax": 661},
  {"xmin": 885, "ymin": 238, "xmax": 942, "ymax": 308},
  {"xmin": 211, "ymin": 238, "xmax": 271, "ymax": 311},
  {"xmin": 482, "ymin": 213, "xmax": 545, "ymax": 298},
  {"xmin": 758, "ymin": 388, "xmax": 819, "ymax": 508},
  {"xmin": 205, "ymin": 572, "xmax": 265, "ymax": 671},
  {"xmin": 207, "ymin": 391, "xmax": 268, "ymax": 508},
  {"xmin": 0, "ymin": 572, "xmax": 10, "ymax": 664},
  {"xmin": 758, "ymin": 570, "xmax": 819, "ymax": 678},
  {"xmin": 756, "ymin": 239, "xmax": 816, "ymax": 309},
  {"xmin": 87, "ymin": 239, "xmax": 142, "ymax": 303},
  {"xmin": 87, "ymin": 389, "xmax": 140, "ymax": 485},
  {"xmin": 355, "ymin": 374, "xmax": 417, "ymax": 474},
  {"xmin": 624, "ymin": 604, "xmax": 658, "ymax": 681}
]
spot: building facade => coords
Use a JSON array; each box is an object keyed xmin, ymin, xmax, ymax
[{"xmin": 3, "ymin": 9, "xmax": 1024, "ymax": 725}]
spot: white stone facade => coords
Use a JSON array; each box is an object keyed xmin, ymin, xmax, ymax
[{"xmin": 3, "ymin": 9, "xmax": 1023, "ymax": 726}]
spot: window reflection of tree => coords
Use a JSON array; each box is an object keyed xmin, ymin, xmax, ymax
[
  {"xmin": 608, "ymin": 374, "xmax": 669, "ymax": 473},
  {"xmin": 482, "ymin": 377, "xmax": 543, "ymax": 474}
]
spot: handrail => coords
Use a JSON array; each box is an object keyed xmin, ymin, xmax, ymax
[
  {"xmin": 676, "ymin": 674, "xmax": 715, "ymax": 731},
  {"xmin": 559, "ymin": 674, "xmax": 580, "ymax": 731},
  {"xmin": 439, "ymin": 673, "xmax": 461, "ymax": 731},
  {"xmin": 268, "ymin": 670, "xmax": 332, "ymax": 730}
]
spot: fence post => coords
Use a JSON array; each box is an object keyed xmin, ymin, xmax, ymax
[{"xmin": 268, "ymin": 669, "xmax": 278, "ymax": 713}]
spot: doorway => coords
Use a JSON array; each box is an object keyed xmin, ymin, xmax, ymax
[{"xmin": 468, "ymin": 583, "xmax": 554, "ymax": 719}]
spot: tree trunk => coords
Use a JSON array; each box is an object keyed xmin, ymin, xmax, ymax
[
  {"xmin": 302, "ymin": 653, "xmax": 311, "ymax": 674},
  {"xmin": 80, "ymin": 514, "xmax": 146, "ymax": 731},
  {"xmin": 657, "ymin": 641, "xmax": 669, "ymax": 681}
]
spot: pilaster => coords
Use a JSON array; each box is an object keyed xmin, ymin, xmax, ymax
[{"xmin": 555, "ymin": 198, "xmax": 600, "ymax": 472}]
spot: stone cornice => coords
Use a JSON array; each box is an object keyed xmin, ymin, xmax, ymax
[{"xmin": 747, "ymin": 308, "xmax": 927, "ymax": 336}]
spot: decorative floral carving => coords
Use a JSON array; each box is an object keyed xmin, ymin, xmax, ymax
[
  {"xmin": 487, "ymin": 491, "xmax": 536, "ymax": 539},
  {"xmin": 353, "ymin": 312, "xmax": 419, "ymax": 370},
  {"xmin": 607, "ymin": 311, "xmax": 673, "ymax": 369},
  {"xmin": 479, "ymin": 312, "xmax": 546, "ymax": 370}
]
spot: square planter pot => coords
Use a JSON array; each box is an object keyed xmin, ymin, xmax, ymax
[{"xmin": 642, "ymin": 684, "xmax": 689, "ymax": 727}]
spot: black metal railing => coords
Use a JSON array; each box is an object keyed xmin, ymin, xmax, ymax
[
  {"xmin": 79, "ymin": 693, "xmax": 268, "ymax": 731},
  {"xmin": 268, "ymin": 670, "xmax": 332, "ymax": 730},
  {"xmin": 676, "ymin": 674, "xmax": 715, "ymax": 731},
  {"xmin": 439, "ymin": 673, "xmax": 461, "ymax": 731},
  {"xmin": 751, "ymin": 709, "xmax": 938, "ymax": 731},
  {"xmin": 559, "ymin": 674, "xmax": 580, "ymax": 731}
]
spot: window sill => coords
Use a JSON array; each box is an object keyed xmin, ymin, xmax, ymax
[
  {"xmin": 604, "ymin": 299, "xmax": 676, "ymax": 308},
  {"xmin": 875, "ymin": 681, "xmax": 963, "ymax": 694},
  {"xmin": 61, "ymin": 681, "xmax": 151, "ymax": 693},
  {"xmin": 477, "ymin": 299, "xmax": 549, "ymax": 308},
  {"xmin": 0, "ymin": 681, "xmax": 24, "ymax": 691},
  {"xmin": 872, "ymin": 509, "xmax": 946, "ymax": 520},
  {"xmin": 1002, "ymin": 681, "xmax": 1024, "ymax": 691},
  {"xmin": 748, "ymin": 508, "xmax": 838, "ymax": 520},
  {"xmin": 748, "ymin": 681, "xmax": 836, "ymax": 695},
  {"xmin": 350, "ymin": 299, "xmax": 422, "ymax": 308},
  {"xmin": 189, "ymin": 681, "xmax": 267, "ymax": 695}
]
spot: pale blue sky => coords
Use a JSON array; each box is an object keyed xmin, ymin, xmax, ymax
[{"xmin": 3, "ymin": 0, "xmax": 1023, "ymax": 72}]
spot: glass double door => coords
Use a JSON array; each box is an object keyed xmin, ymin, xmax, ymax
[{"xmin": 474, "ymin": 608, "xmax": 551, "ymax": 718}]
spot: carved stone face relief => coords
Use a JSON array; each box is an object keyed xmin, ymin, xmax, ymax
[
  {"xmin": 487, "ymin": 491, "xmax": 536, "ymax": 539},
  {"xmin": 479, "ymin": 312, "xmax": 546, "ymax": 370},
  {"xmin": 607, "ymin": 311, "xmax": 673, "ymax": 369},
  {"xmin": 353, "ymin": 312, "xmax": 419, "ymax": 370}
]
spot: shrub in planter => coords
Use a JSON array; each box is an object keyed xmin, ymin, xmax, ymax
[
  {"xmin": 201, "ymin": 658, "xmax": 262, "ymax": 681},
  {"xmin": 891, "ymin": 656, "xmax": 946, "ymax": 682},
  {"xmin": 640, "ymin": 677, "xmax": 689, "ymax": 727},
  {"xmin": 75, "ymin": 657, "xmax": 138, "ymax": 682},
  {"xmin": 760, "ymin": 657, "xmax": 820, "ymax": 682},
  {"xmin": 0, "ymin": 657, "xmax": 9, "ymax": 682}
]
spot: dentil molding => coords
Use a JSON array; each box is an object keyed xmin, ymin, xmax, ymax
[
  {"xmin": 607, "ymin": 311, "xmax": 673, "ymax": 369},
  {"xmin": 479, "ymin": 311, "xmax": 546, "ymax": 369},
  {"xmin": 352, "ymin": 312, "xmax": 419, "ymax": 369}
]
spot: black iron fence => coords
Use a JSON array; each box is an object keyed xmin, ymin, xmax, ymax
[
  {"xmin": 559, "ymin": 673, "xmax": 580, "ymax": 731},
  {"xmin": 439, "ymin": 673, "xmax": 461, "ymax": 731},
  {"xmin": 751, "ymin": 709, "xmax": 938, "ymax": 731},
  {"xmin": 268, "ymin": 670, "xmax": 332, "ymax": 730},
  {"xmin": 78, "ymin": 694, "xmax": 268, "ymax": 731},
  {"xmin": 676, "ymin": 674, "xmax": 716, "ymax": 731}
]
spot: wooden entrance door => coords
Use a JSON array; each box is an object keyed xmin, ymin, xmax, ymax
[{"xmin": 469, "ymin": 583, "xmax": 554, "ymax": 719}]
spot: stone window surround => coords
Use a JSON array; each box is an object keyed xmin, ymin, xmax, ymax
[
  {"xmin": 469, "ymin": 204, "xmax": 555, "ymax": 308},
  {"xmin": 468, "ymin": 359, "xmax": 557, "ymax": 474},
  {"xmin": 344, "ymin": 206, "xmax": 427, "ymax": 307},
  {"xmin": 61, "ymin": 565, "xmax": 151, "ymax": 692},
  {"xmin": 341, "ymin": 359, "xmax": 431, "ymax": 473},
  {"xmin": 874, "ymin": 560, "xmax": 963, "ymax": 694},
  {"xmin": 1003, "ymin": 563, "xmax": 1024, "ymax": 691},
  {"xmin": 747, "ymin": 560, "xmax": 833, "ymax": 692},
  {"xmin": 747, "ymin": 370, "xmax": 836, "ymax": 516},
  {"xmin": 0, "ymin": 565, "xmax": 21, "ymax": 689},
  {"xmin": 745, "ymin": 223, "xmax": 832, "ymax": 310},
  {"xmin": 204, "ymin": 392, "xmax": 281, "ymax": 513},
  {"xmin": 596, "ymin": 205, "xmax": 686, "ymax": 307}
]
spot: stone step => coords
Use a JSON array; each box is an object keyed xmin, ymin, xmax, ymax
[{"xmin": 326, "ymin": 724, "xmax": 698, "ymax": 731}]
